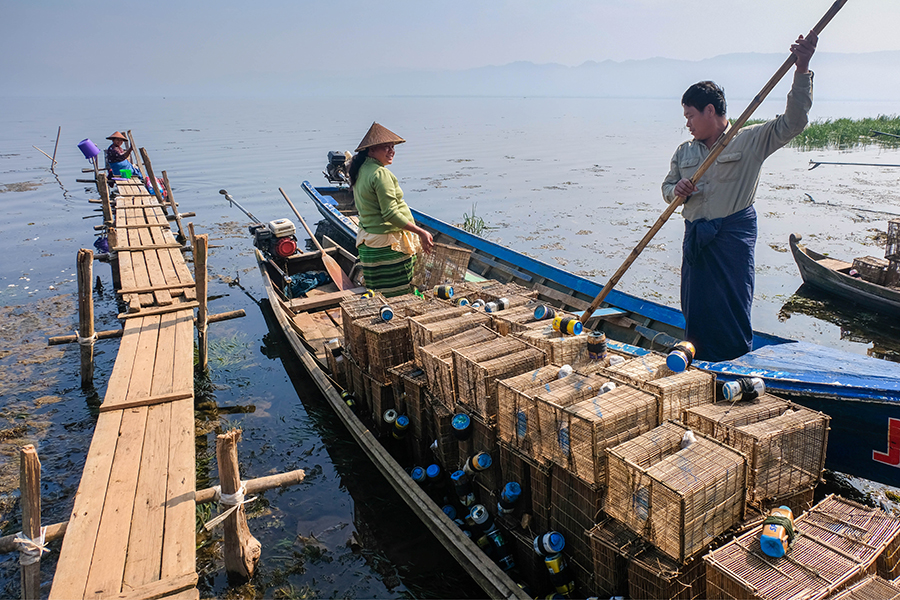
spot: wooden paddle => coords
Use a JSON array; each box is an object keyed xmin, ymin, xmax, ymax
[
  {"xmin": 579, "ymin": 0, "xmax": 848, "ymax": 325},
  {"xmin": 279, "ymin": 187, "xmax": 354, "ymax": 291}
]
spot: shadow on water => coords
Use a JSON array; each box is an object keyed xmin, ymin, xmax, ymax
[
  {"xmin": 777, "ymin": 284, "xmax": 900, "ymax": 363},
  {"xmin": 255, "ymin": 299, "xmax": 483, "ymax": 599}
]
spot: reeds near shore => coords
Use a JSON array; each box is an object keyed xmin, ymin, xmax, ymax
[{"xmin": 732, "ymin": 115, "xmax": 900, "ymax": 150}]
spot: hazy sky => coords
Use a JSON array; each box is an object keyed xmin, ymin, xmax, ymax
[{"xmin": 2, "ymin": 0, "xmax": 898, "ymax": 93}]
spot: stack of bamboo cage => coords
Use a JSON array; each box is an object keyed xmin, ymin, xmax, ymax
[
  {"xmin": 548, "ymin": 465, "xmax": 606, "ymax": 593},
  {"xmin": 411, "ymin": 242, "xmax": 472, "ymax": 291},
  {"xmin": 886, "ymin": 219, "xmax": 900, "ymax": 287},
  {"xmin": 704, "ymin": 494, "xmax": 900, "ymax": 600},
  {"xmin": 453, "ymin": 336, "xmax": 547, "ymax": 420},
  {"xmin": 829, "ymin": 575, "xmax": 900, "ymax": 600},
  {"xmin": 851, "ymin": 256, "xmax": 890, "ymax": 284},
  {"xmin": 497, "ymin": 441, "xmax": 553, "ymax": 531},
  {"xmin": 408, "ymin": 306, "xmax": 491, "ymax": 363},
  {"xmin": 496, "ymin": 366, "xmax": 563, "ymax": 458},
  {"xmin": 606, "ymin": 421, "xmax": 748, "ymax": 563},
  {"xmin": 388, "ymin": 361, "xmax": 433, "ymax": 465},
  {"xmin": 514, "ymin": 325, "xmax": 593, "ymax": 368},
  {"xmin": 683, "ymin": 394, "xmax": 830, "ymax": 507},
  {"xmin": 488, "ymin": 301, "xmax": 548, "ymax": 335},
  {"xmin": 455, "ymin": 402, "xmax": 503, "ymax": 509},
  {"xmin": 599, "ymin": 352, "xmax": 716, "ymax": 422},
  {"xmin": 419, "ymin": 325, "xmax": 500, "ymax": 408}
]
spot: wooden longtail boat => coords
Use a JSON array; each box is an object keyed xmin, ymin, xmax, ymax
[
  {"xmin": 300, "ymin": 180, "xmax": 900, "ymax": 487},
  {"xmin": 789, "ymin": 232, "xmax": 900, "ymax": 317},
  {"xmin": 254, "ymin": 242, "xmax": 530, "ymax": 600}
]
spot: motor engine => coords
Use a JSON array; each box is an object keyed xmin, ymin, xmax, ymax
[
  {"xmin": 324, "ymin": 150, "xmax": 350, "ymax": 184},
  {"xmin": 249, "ymin": 218, "xmax": 298, "ymax": 259}
]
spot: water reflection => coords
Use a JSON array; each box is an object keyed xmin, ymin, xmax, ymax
[{"xmin": 777, "ymin": 284, "xmax": 900, "ymax": 362}]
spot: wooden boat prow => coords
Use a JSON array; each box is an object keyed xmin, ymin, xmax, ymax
[{"xmin": 789, "ymin": 232, "xmax": 900, "ymax": 317}]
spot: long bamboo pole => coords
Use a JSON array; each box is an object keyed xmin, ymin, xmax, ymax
[
  {"xmin": 51, "ymin": 126, "xmax": 60, "ymax": 173},
  {"xmin": 19, "ymin": 446, "xmax": 41, "ymax": 600},
  {"xmin": 138, "ymin": 148, "xmax": 170, "ymax": 216},
  {"xmin": 580, "ymin": 0, "xmax": 848, "ymax": 324},
  {"xmin": 195, "ymin": 234, "xmax": 209, "ymax": 371},
  {"xmin": 161, "ymin": 171, "xmax": 186, "ymax": 243}
]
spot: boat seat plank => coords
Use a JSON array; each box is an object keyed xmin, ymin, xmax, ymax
[
  {"xmin": 287, "ymin": 287, "xmax": 365, "ymax": 311},
  {"xmin": 310, "ymin": 311, "xmax": 341, "ymax": 341},
  {"xmin": 816, "ymin": 257, "xmax": 852, "ymax": 270}
]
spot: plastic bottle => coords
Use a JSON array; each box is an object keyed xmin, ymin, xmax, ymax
[
  {"xmin": 544, "ymin": 552, "xmax": 575, "ymax": 596},
  {"xmin": 588, "ymin": 331, "xmax": 608, "ymax": 361},
  {"xmin": 379, "ymin": 304, "xmax": 394, "ymax": 321},
  {"xmin": 722, "ymin": 377, "xmax": 766, "ymax": 402},
  {"xmin": 340, "ymin": 390, "xmax": 356, "ymax": 412},
  {"xmin": 434, "ymin": 284, "xmax": 454, "ymax": 299},
  {"xmin": 760, "ymin": 506, "xmax": 795, "ymax": 558},
  {"xmin": 392, "ymin": 414, "xmax": 410, "ymax": 439},
  {"xmin": 463, "ymin": 451, "xmax": 493, "ymax": 476},
  {"xmin": 497, "ymin": 482, "xmax": 522, "ymax": 515},
  {"xmin": 451, "ymin": 413, "xmax": 473, "ymax": 441},
  {"xmin": 666, "ymin": 341, "xmax": 696, "ymax": 373},
  {"xmin": 451, "ymin": 470, "xmax": 476, "ymax": 507},
  {"xmin": 552, "ymin": 315, "xmax": 583, "ymax": 336}
]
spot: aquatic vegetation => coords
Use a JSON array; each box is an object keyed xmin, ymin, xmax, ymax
[
  {"xmin": 792, "ymin": 115, "xmax": 900, "ymax": 149},
  {"xmin": 459, "ymin": 203, "xmax": 497, "ymax": 237}
]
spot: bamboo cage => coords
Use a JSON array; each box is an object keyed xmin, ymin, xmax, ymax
[
  {"xmin": 851, "ymin": 256, "xmax": 889, "ymax": 284},
  {"xmin": 549, "ymin": 467, "xmax": 606, "ymax": 574},
  {"xmin": 496, "ymin": 366, "xmax": 562, "ymax": 458},
  {"xmin": 589, "ymin": 518, "xmax": 640, "ymax": 598},
  {"xmin": 388, "ymin": 361, "xmax": 433, "ymax": 464},
  {"xmin": 629, "ymin": 543, "xmax": 708, "ymax": 600},
  {"xmin": 683, "ymin": 396, "xmax": 829, "ymax": 505},
  {"xmin": 489, "ymin": 302, "xmax": 549, "ymax": 336},
  {"xmin": 602, "ymin": 352, "xmax": 715, "ymax": 422},
  {"xmin": 758, "ymin": 485, "xmax": 816, "ymax": 517},
  {"xmin": 453, "ymin": 337, "xmax": 547, "ymax": 419},
  {"xmin": 419, "ymin": 325, "xmax": 500, "ymax": 408},
  {"xmin": 340, "ymin": 293, "xmax": 387, "ymax": 369},
  {"xmin": 364, "ymin": 372, "xmax": 393, "ymax": 429},
  {"xmin": 539, "ymin": 383, "xmax": 657, "ymax": 485},
  {"xmin": 360, "ymin": 316, "xmax": 414, "ymax": 384},
  {"xmin": 408, "ymin": 307, "xmax": 491, "ymax": 364},
  {"xmin": 532, "ymin": 373, "xmax": 614, "ymax": 464},
  {"xmin": 886, "ymin": 218, "xmax": 900, "ymax": 260},
  {"xmin": 514, "ymin": 326, "xmax": 593, "ymax": 368},
  {"xmin": 828, "ymin": 575, "xmax": 900, "ymax": 600},
  {"xmin": 497, "ymin": 441, "xmax": 553, "ymax": 530},
  {"xmin": 431, "ymin": 403, "xmax": 460, "ymax": 470},
  {"xmin": 495, "ymin": 515, "xmax": 552, "ymax": 594},
  {"xmin": 411, "ymin": 243, "xmax": 472, "ymax": 290},
  {"xmin": 606, "ymin": 422, "xmax": 747, "ymax": 562}
]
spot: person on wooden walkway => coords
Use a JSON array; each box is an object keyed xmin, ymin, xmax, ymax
[
  {"xmin": 661, "ymin": 32, "xmax": 817, "ymax": 362},
  {"xmin": 105, "ymin": 131, "xmax": 142, "ymax": 178},
  {"xmin": 348, "ymin": 122, "xmax": 434, "ymax": 297}
]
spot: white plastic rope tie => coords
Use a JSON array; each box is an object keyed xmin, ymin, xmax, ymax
[
  {"xmin": 75, "ymin": 330, "xmax": 98, "ymax": 347},
  {"xmin": 15, "ymin": 528, "xmax": 49, "ymax": 566},
  {"xmin": 203, "ymin": 482, "xmax": 257, "ymax": 531}
]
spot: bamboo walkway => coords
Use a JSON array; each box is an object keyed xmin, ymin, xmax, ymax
[{"xmin": 49, "ymin": 180, "xmax": 198, "ymax": 599}]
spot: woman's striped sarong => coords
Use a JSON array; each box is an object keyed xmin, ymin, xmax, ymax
[{"xmin": 357, "ymin": 243, "xmax": 417, "ymax": 297}]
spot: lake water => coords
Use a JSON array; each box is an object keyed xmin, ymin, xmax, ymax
[{"xmin": 1, "ymin": 93, "xmax": 899, "ymax": 597}]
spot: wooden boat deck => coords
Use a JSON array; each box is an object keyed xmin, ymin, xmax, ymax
[{"xmin": 49, "ymin": 181, "xmax": 198, "ymax": 600}]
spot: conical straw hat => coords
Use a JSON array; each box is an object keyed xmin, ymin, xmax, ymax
[
  {"xmin": 106, "ymin": 131, "xmax": 128, "ymax": 141},
  {"xmin": 355, "ymin": 122, "xmax": 405, "ymax": 152}
]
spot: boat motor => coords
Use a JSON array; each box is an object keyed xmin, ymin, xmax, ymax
[
  {"xmin": 249, "ymin": 219, "xmax": 298, "ymax": 259},
  {"xmin": 324, "ymin": 150, "xmax": 350, "ymax": 184}
]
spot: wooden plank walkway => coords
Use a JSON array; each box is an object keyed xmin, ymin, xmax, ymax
[{"xmin": 50, "ymin": 180, "xmax": 198, "ymax": 600}]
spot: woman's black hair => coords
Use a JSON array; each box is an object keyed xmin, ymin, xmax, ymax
[{"xmin": 348, "ymin": 149, "xmax": 369, "ymax": 186}]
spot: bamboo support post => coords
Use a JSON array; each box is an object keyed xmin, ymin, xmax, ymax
[
  {"xmin": 161, "ymin": 171, "xmax": 186, "ymax": 243},
  {"xmin": 195, "ymin": 234, "xmax": 209, "ymax": 371},
  {"xmin": 32, "ymin": 146, "xmax": 56, "ymax": 165},
  {"xmin": 51, "ymin": 126, "xmax": 60, "ymax": 173},
  {"xmin": 97, "ymin": 172, "xmax": 112, "ymax": 225},
  {"xmin": 126, "ymin": 130, "xmax": 145, "ymax": 176},
  {"xmin": 207, "ymin": 310, "xmax": 246, "ymax": 324},
  {"xmin": 216, "ymin": 430, "xmax": 261, "ymax": 581},
  {"xmin": 77, "ymin": 249, "xmax": 95, "ymax": 388},
  {"xmin": 138, "ymin": 148, "xmax": 169, "ymax": 216},
  {"xmin": 19, "ymin": 445, "xmax": 42, "ymax": 600}
]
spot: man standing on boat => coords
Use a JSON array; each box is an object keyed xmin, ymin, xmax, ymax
[{"xmin": 661, "ymin": 32, "xmax": 817, "ymax": 362}]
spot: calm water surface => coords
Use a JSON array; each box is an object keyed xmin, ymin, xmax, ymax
[{"xmin": 0, "ymin": 94, "xmax": 898, "ymax": 597}]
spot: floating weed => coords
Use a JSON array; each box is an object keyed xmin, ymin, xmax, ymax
[{"xmin": 458, "ymin": 203, "xmax": 498, "ymax": 237}]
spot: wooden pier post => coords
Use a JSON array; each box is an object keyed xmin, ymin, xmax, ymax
[
  {"xmin": 19, "ymin": 445, "xmax": 42, "ymax": 600},
  {"xmin": 138, "ymin": 148, "xmax": 170, "ymax": 216},
  {"xmin": 161, "ymin": 171, "xmax": 186, "ymax": 244},
  {"xmin": 51, "ymin": 126, "xmax": 60, "ymax": 174},
  {"xmin": 195, "ymin": 234, "xmax": 209, "ymax": 371},
  {"xmin": 126, "ymin": 130, "xmax": 146, "ymax": 178},
  {"xmin": 97, "ymin": 172, "xmax": 112, "ymax": 226},
  {"xmin": 77, "ymin": 249, "xmax": 95, "ymax": 388},
  {"xmin": 216, "ymin": 430, "xmax": 261, "ymax": 581}
]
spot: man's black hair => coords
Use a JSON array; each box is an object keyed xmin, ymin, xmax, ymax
[{"xmin": 682, "ymin": 81, "xmax": 727, "ymax": 116}]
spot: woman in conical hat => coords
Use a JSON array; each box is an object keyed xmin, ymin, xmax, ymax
[
  {"xmin": 348, "ymin": 122, "xmax": 434, "ymax": 297},
  {"xmin": 104, "ymin": 131, "xmax": 142, "ymax": 179}
]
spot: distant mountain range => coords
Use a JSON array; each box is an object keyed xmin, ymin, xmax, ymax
[{"xmin": 277, "ymin": 50, "xmax": 900, "ymax": 102}]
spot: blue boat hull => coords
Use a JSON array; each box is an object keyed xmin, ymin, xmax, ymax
[{"xmin": 302, "ymin": 181, "xmax": 900, "ymax": 486}]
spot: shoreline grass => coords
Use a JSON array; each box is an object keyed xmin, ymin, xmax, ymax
[{"xmin": 733, "ymin": 115, "xmax": 900, "ymax": 150}]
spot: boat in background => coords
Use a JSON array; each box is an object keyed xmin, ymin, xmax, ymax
[
  {"xmin": 302, "ymin": 180, "xmax": 900, "ymax": 487},
  {"xmin": 789, "ymin": 233, "xmax": 900, "ymax": 317}
]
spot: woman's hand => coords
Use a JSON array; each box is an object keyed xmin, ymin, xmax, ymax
[{"xmin": 418, "ymin": 229, "xmax": 434, "ymax": 254}]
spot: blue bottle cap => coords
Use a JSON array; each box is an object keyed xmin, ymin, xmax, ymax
[
  {"xmin": 410, "ymin": 467, "xmax": 426, "ymax": 483},
  {"xmin": 571, "ymin": 320, "xmax": 584, "ymax": 336},
  {"xmin": 470, "ymin": 504, "xmax": 488, "ymax": 525},
  {"xmin": 442, "ymin": 505, "xmax": 457, "ymax": 520},
  {"xmin": 396, "ymin": 415, "xmax": 410, "ymax": 428},
  {"xmin": 503, "ymin": 482, "xmax": 522, "ymax": 501},
  {"xmin": 476, "ymin": 453, "xmax": 492, "ymax": 470},
  {"xmin": 450, "ymin": 469, "xmax": 466, "ymax": 482},
  {"xmin": 760, "ymin": 533, "xmax": 787, "ymax": 558},
  {"xmin": 452, "ymin": 413, "xmax": 471, "ymax": 431},
  {"xmin": 535, "ymin": 531, "xmax": 566, "ymax": 555},
  {"xmin": 426, "ymin": 464, "xmax": 442, "ymax": 479},
  {"xmin": 666, "ymin": 349, "xmax": 689, "ymax": 373},
  {"xmin": 534, "ymin": 305, "xmax": 548, "ymax": 319}
]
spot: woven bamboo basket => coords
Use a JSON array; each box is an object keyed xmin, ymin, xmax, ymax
[
  {"xmin": 532, "ymin": 373, "xmax": 613, "ymax": 464},
  {"xmin": 606, "ymin": 421, "xmax": 747, "ymax": 562},
  {"xmin": 886, "ymin": 218, "xmax": 900, "ymax": 260},
  {"xmin": 419, "ymin": 325, "xmax": 500, "ymax": 408},
  {"xmin": 489, "ymin": 302, "xmax": 549, "ymax": 336},
  {"xmin": 459, "ymin": 280, "xmax": 538, "ymax": 305},
  {"xmin": 453, "ymin": 337, "xmax": 547, "ymax": 419},
  {"xmin": 411, "ymin": 243, "xmax": 472, "ymax": 290},
  {"xmin": 345, "ymin": 353, "xmax": 368, "ymax": 414},
  {"xmin": 364, "ymin": 372, "xmax": 394, "ymax": 433},
  {"xmin": 852, "ymin": 256, "xmax": 889, "ymax": 284},
  {"xmin": 496, "ymin": 366, "xmax": 562, "ymax": 458},
  {"xmin": 589, "ymin": 518, "xmax": 641, "ymax": 598},
  {"xmin": 602, "ymin": 352, "xmax": 716, "ymax": 422},
  {"xmin": 340, "ymin": 293, "xmax": 387, "ymax": 369},
  {"xmin": 495, "ymin": 515, "xmax": 552, "ymax": 594},
  {"xmin": 549, "ymin": 467, "xmax": 605, "ymax": 579},
  {"xmin": 629, "ymin": 544, "xmax": 708, "ymax": 600},
  {"xmin": 683, "ymin": 396, "xmax": 829, "ymax": 505},
  {"xmin": 388, "ymin": 361, "xmax": 432, "ymax": 464},
  {"xmin": 799, "ymin": 495, "xmax": 900, "ymax": 581},
  {"xmin": 497, "ymin": 441, "xmax": 553, "ymax": 529},
  {"xmin": 360, "ymin": 316, "xmax": 414, "ymax": 384},
  {"xmin": 704, "ymin": 505, "xmax": 876, "ymax": 600},
  {"xmin": 431, "ymin": 403, "xmax": 460, "ymax": 470},
  {"xmin": 409, "ymin": 308, "xmax": 492, "ymax": 364},
  {"xmin": 886, "ymin": 259, "xmax": 900, "ymax": 288},
  {"xmin": 539, "ymin": 383, "xmax": 657, "ymax": 486},
  {"xmin": 514, "ymin": 326, "xmax": 593, "ymax": 368},
  {"xmin": 829, "ymin": 575, "xmax": 900, "ymax": 600}
]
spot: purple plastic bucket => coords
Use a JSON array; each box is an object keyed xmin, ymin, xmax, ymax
[{"xmin": 77, "ymin": 138, "xmax": 100, "ymax": 160}]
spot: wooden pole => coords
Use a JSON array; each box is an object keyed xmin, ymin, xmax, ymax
[
  {"xmin": 49, "ymin": 328, "xmax": 122, "ymax": 346},
  {"xmin": 195, "ymin": 234, "xmax": 209, "ymax": 371},
  {"xmin": 161, "ymin": 171, "xmax": 186, "ymax": 244},
  {"xmin": 138, "ymin": 148, "xmax": 169, "ymax": 216},
  {"xmin": 51, "ymin": 126, "xmax": 60, "ymax": 173},
  {"xmin": 216, "ymin": 430, "xmax": 261, "ymax": 581},
  {"xmin": 32, "ymin": 146, "xmax": 56, "ymax": 164},
  {"xmin": 77, "ymin": 249, "xmax": 95, "ymax": 388},
  {"xmin": 97, "ymin": 172, "xmax": 112, "ymax": 226},
  {"xmin": 579, "ymin": 0, "xmax": 848, "ymax": 324},
  {"xmin": 126, "ymin": 130, "xmax": 145, "ymax": 177},
  {"xmin": 19, "ymin": 445, "xmax": 41, "ymax": 600}
]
